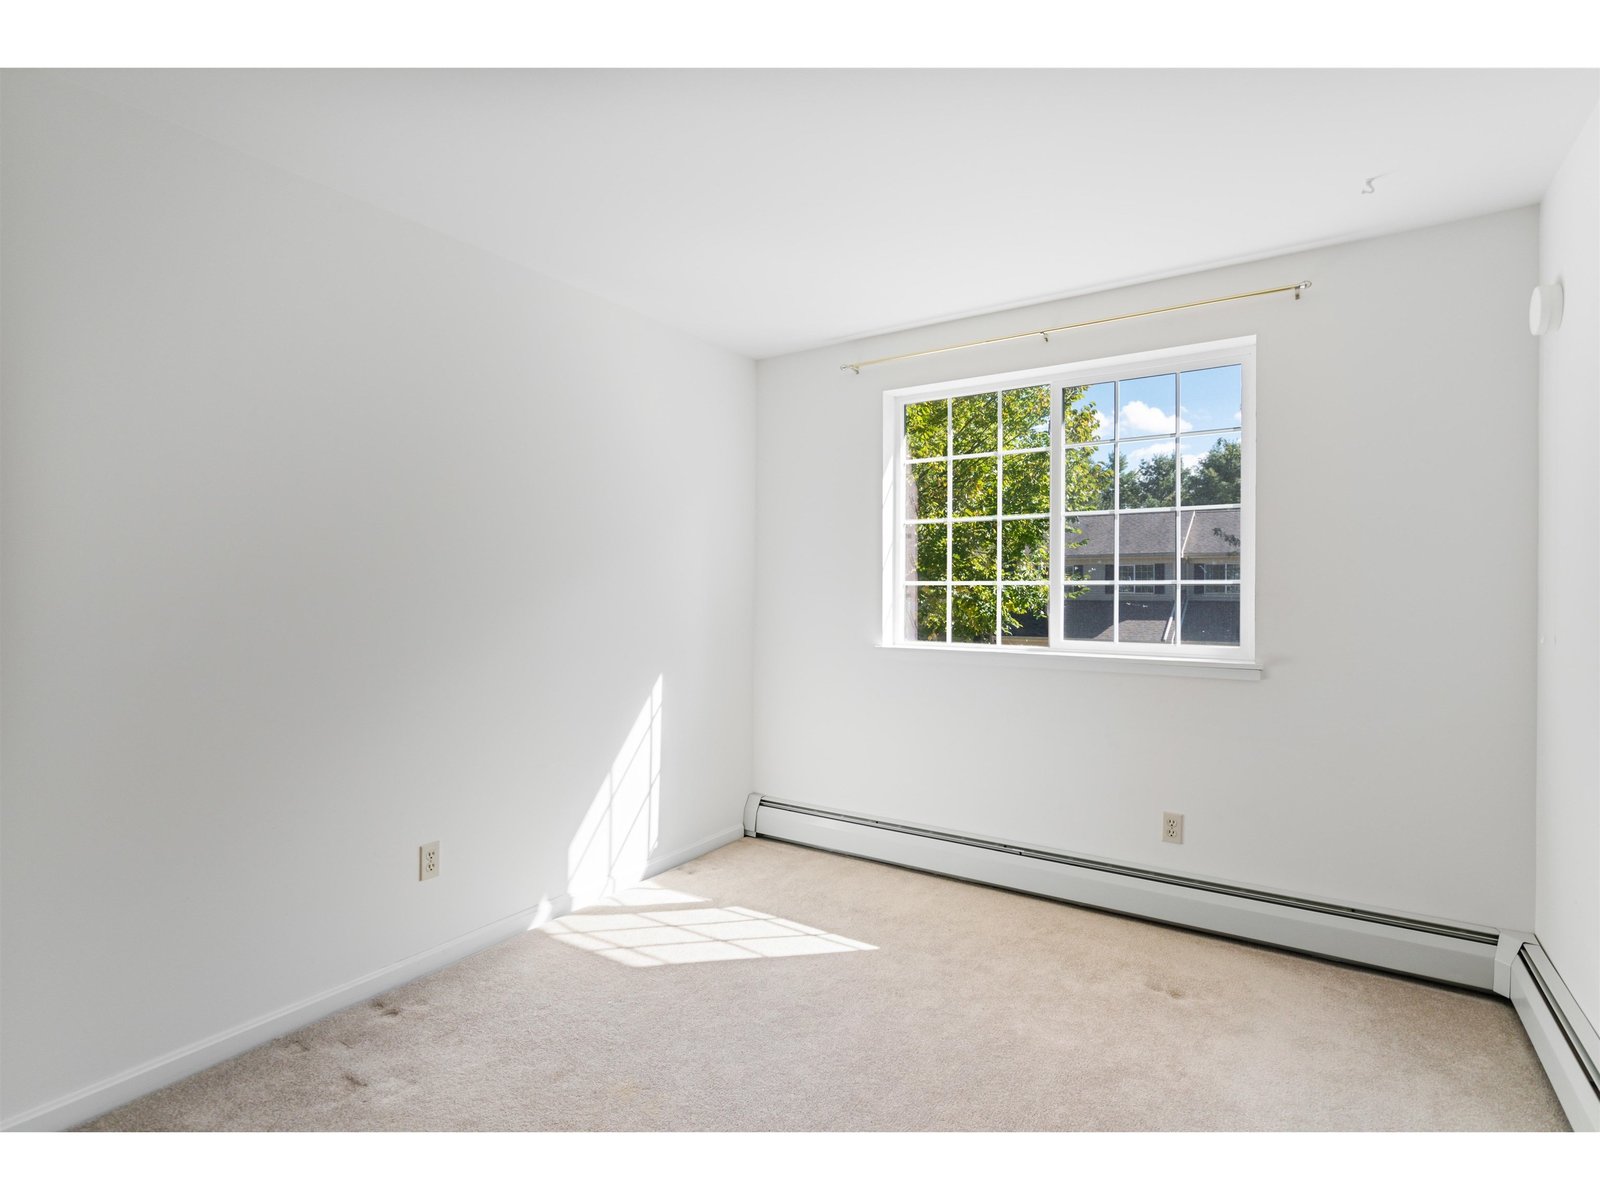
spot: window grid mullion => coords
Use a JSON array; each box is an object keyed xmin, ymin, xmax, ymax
[
  {"xmin": 1174, "ymin": 370, "xmax": 1184, "ymax": 647},
  {"xmin": 923, "ymin": 501, "xmax": 1242, "ymax": 520},
  {"xmin": 994, "ymin": 394, "xmax": 1004, "ymax": 644},
  {"xmin": 1049, "ymin": 380, "xmax": 1063, "ymax": 648},
  {"xmin": 1063, "ymin": 423, "xmax": 1238, "ymax": 452},
  {"xmin": 945, "ymin": 397, "xmax": 953, "ymax": 643},
  {"xmin": 911, "ymin": 512, "xmax": 1049, "ymax": 524},
  {"xmin": 1111, "ymin": 379, "xmax": 1121, "ymax": 644}
]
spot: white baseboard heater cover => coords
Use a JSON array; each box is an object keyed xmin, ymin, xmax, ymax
[
  {"xmin": 742, "ymin": 794, "xmax": 1501, "ymax": 991},
  {"xmin": 1509, "ymin": 943, "xmax": 1600, "ymax": 1132}
]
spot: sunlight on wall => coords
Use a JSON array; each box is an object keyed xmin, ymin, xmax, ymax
[
  {"xmin": 567, "ymin": 676, "xmax": 663, "ymax": 906},
  {"xmin": 555, "ymin": 675, "xmax": 874, "ymax": 967},
  {"xmin": 545, "ymin": 905, "xmax": 876, "ymax": 969}
]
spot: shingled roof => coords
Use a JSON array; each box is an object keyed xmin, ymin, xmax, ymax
[{"xmin": 1061, "ymin": 508, "xmax": 1240, "ymax": 560}]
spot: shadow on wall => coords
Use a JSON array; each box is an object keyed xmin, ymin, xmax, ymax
[{"xmin": 566, "ymin": 675, "xmax": 664, "ymax": 906}]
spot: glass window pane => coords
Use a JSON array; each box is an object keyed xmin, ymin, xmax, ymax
[
  {"xmin": 900, "ymin": 355, "xmax": 1247, "ymax": 656},
  {"xmin": 1063, "ymin": 442, "xmax": 1115, "ymax": 511},
  {"xmin": 1001, "ymin": 386, "xmax": 1051, "ymax": 450},
  {"xmin": 907, "ymin": 586, "xmax": 947, "ymax": 643},
  {"xmin": 951, "ymin": 520, "xmax": 997, "ymax": 581},
  {"xmin": 1179, "ymin": 364, "xmax": 1242, "ymax": 433},
  {"xmin": 1181, "ymin": 506, "xmax": 1241, "ymax": 580},
  {"xmin": 1118, "ymin": 584, "xmax": 1177, "ymax": 644},
  {"xmin": 1062, "ymin": 582, "xmax": 1114, "ymax": 642},
  {"xmin": 904, "ymin": 397, "xmax": 948, "ymax": 460},
  {"xmin": 1063, "ymin": 381, "xmax": 1113, "ymax": 444},
  {"xmin": 951, "ymin": 456, "xmax": 997, "ymax": 517},
  {"xmin": 1000, "ymin": 585, "xmax": 1048, "ymax": 646},
  {"xmin": 907, "ymin": 460, "xmax": 948, "ymax": 520},
  {"xmin": 1062, "ymin": 512, "xmax": 1113, "ymax": 582},
  {"xmin": 1179, "ymin": 582, "xmax": 1241, "ymax": 647},
  {"xmin": 1000, "ymin": 517, "xmax": 1048, "ymax": 581},
  {"xmin": 905, "ymin": 522, "xmax": 947, "ymax": 582},
  {"xmin": 1118, "ymin": 373, "xmax": 1176, "ymax": 437},
  {"xmin": 1118, "ymin": 440, "xmax": 1176, "ymax": 508},
  {"xmin": 1119, "ymin": 511, "xmax": 1176, "ymax": 583},
  {"xmin": 951, "ymin": 392, "xmax": 998, "ymax": 455},
  {"xmin": 1179, "ymin": 432, "xmax": 1241, "ymax": 506},
  {"xmin": 1001, "ymin": 450, "xmax": 1049, "ymax": 515},
  {"xmin": 951, "ymin": 585, "xmax": 997, "ymax": 644}
]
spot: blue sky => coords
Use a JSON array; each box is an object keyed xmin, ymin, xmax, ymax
[{"xmin": 1070, "ymin": 365, "xmax": 1242, "ymax": 467}]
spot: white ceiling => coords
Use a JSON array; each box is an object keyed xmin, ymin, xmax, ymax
[{"xmin": 62, "ymin": 69, "xmax": 1600, "ymax": 359}]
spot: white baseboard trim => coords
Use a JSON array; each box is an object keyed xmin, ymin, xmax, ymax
[
  {"xmin": 745, "ymin": 794, "xmax": 1502, "ymax": 991},
  {"xmin": 646, "ymin": 823, "xmax": 745, "ymax": 877},
  {"xmin": 1, "ymin": 896, "xmax": 570, "ymax": 1133},
  {"xmin": 2, "ymin": 824, "xmax": 743, "ymax": 1134},
  {"xmin": 1509, "ymin": 941, "xmax": 1600, "ymax": 1132}
]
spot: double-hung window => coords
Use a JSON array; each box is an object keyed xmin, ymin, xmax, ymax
[{"xmin": 883, "ymin": 336, "xmax": 1254, "ymax": 664}]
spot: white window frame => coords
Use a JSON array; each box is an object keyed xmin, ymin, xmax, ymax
[{"xmin": 880, "ymin": 336, "xmax": 1256, "ymax": 669}]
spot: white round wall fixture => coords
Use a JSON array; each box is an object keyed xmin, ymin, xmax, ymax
[{"xmin": 1529, "ymin": 282, "xmax": 1564, "ymax": 335}]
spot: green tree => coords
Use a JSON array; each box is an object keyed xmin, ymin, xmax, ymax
[
  {"xmin": 1058, "ymin": 386, "xmax": 1112, "ymax": 607},
  {"xmin": 1180, "ymin": 437, "xmax": 1241, "ymax": 505},
  {"xmin": 904, "ymin": 397, "xmax": 947, "ymax": 460},
  {"xmin": 1118, "ymin": 453, "xmax": 1176, "ymax": 509},
  {"xmin": 1117, "ymin": 438, "xmax": 1240, "ymax": 509}
]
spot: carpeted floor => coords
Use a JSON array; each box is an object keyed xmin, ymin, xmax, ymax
[{"xmin": 81, "ymin": 838, "xmax": 1568, "ymax": 1131}]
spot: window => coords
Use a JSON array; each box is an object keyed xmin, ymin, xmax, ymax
[
  {"xmin": 1190, "ymin": 562, "xmax": 1240, "ymax": 595},
  {"xmin": 884, "ymin": 337, "xmax": 1254, "ymax": 664},
  {"xmin": 1120, "ymin": 562, "xmax": 1167, "ymax": 593}
]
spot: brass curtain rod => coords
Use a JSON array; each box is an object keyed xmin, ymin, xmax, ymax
[{"xmin": 840, "ymin": 280, "xmax": 1312, "ymax": 374}]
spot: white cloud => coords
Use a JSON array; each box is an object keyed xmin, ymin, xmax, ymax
[
  {"xmin": 1120, "ymin": 399, "xmax": 1191, "ymax": 436},
  {"xmin": 1121, "ymin": 439, "xmax": 1173, "ymax": 464}
]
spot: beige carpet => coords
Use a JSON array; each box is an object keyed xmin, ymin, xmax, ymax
[{"xmin": 81, "ymin": 838, "xmax": 1568, "ymax": 1131}]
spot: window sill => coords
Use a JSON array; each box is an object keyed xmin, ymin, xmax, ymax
[{"xmin": 874, "ymin": 641, "xmax": 1262, "ymax": 680}]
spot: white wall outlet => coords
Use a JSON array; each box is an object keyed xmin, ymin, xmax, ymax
[
  {"xmin": 419, "ymin": 841, "xmax": 440, "ymax": 881},
  {"xmin": 1161, "ymin": 812, "xmax": 1184, "ymax": 845}
]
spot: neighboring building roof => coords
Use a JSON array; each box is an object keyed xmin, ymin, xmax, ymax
[
  {"xmin": 1062, "ymin": 508, "xmax": 1240, "ymax": 560},
  {"xmin": 1062, "ymin": 594, "xmax": 1240, "ymax": 645},
  {"xmin": 1181, "ymin": 508, "xmax": 1241, "ymax": 559}
]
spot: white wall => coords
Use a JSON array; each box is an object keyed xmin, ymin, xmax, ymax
[
  {"xmin": 755, "ymin": 208, "xmax": 1540, "ymax": 932},
  {"xmin": 0, "ymin": 74, "xmax": 755, "ymax": 1125},
  {"xmin": 1536, "ymin": 104, "xmax": 1600, "ymax": 1028}
]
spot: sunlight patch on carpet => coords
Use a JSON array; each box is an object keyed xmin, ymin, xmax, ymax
[{"xmin": 544, "ymin": 905, "xmax": 876, "ymax": 968}]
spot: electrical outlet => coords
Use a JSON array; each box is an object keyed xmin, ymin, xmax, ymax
[
  {"xmin": 1161, "ymin": 812, "xmax": 1184, "ymax": 845},
  {"xmin": 419, "ymin": 841, "xmax": 440, "ymax": 881}
]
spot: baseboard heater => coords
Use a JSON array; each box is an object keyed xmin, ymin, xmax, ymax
[
  {"xmin": 742, "ymin": 794, "xmax": 1503, "ymax": 992},
  {"xmin": 1509, "ymin": 942, "xmax": 1600, "ymax": 1132}
]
